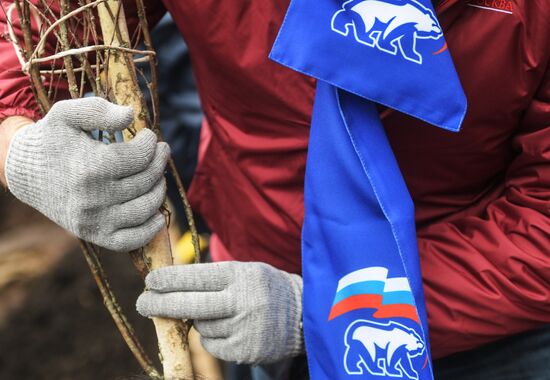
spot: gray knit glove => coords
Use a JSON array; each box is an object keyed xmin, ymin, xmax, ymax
[
  {"xmin": 5, "ymin": 97, "xmax": 169, "ymax": 252},
  {"xmin": 136, "ymin": 261, "xmax": 304, "ymax": 364}
]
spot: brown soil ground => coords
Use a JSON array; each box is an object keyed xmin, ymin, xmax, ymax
[{"xmin": 0, "ymin": 192, "xmax": 161, "ymax": 380}]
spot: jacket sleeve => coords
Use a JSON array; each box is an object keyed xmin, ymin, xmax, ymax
[
  {"xmin": 0, "ymin": 0, "xmax": 165, "ymax": 122},
  {"xmin": 419, "ymin": 66, "xmax": 550, "ymax": 359},
  {"xmin": 0, "ymin": 0, "xmax": 47, "ymax": 121}
]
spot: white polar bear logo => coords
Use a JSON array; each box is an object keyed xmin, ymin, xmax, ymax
[
  {"xmin": 331, "ymin": 0, "xmax": 443, "ymax": 64},
  {"xmin": 344, "ymin": 320, "xmax": 425, "ymax": 380}
]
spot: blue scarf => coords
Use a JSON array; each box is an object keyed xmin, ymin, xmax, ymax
[{"xmin": 270, "ymin": 1, "xmax": 466, "ymax": 379}]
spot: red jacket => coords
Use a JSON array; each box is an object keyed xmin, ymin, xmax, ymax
[{"xmin": 1, "ymin": 0, "xmax": 548, "ymax": 359}]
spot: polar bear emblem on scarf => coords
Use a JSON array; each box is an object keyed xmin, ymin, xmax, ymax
[
  {"xmin": 344, "ymin": 320, "xmax": 425, "ymax": 379},
  {"xmin": 331, "ymin": 0, "xmax": 443, "ymax": 64}
]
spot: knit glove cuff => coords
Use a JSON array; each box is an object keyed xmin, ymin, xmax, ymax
[
  {"xmin": 281, "ymin": 271, "xmax": 305, "ymax": 358},
  {"xmin": 5, "ymin": 123, "xmax": 47, "ymax": 211}
]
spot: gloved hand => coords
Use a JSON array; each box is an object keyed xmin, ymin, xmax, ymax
[
  {"xmin": 136, "ymin": 261, "xmax": 304, "ymax": 364},
  {"xmin": 4, "ymin": 97, "xmax": 169, "ymax": 251}
]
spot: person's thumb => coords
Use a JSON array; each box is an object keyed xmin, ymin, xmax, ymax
[{"xmin": 48, "ymin": 97, "xmax": 134, "ymax": 133}]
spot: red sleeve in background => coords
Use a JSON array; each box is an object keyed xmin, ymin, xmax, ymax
[
  {"xmin": 420, "ymin": 66, "xmax": 550, "ymax": 359},
  {"xmin": 0, "ymin": 1, "xmax": 48, "ymax": 121}
]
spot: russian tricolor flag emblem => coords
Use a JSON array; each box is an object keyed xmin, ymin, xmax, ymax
[{"xmin": 329, "ymin": 267, "xmax": 420, "ymax": 323}]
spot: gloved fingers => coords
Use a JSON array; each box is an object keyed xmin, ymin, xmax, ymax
[
  {"xmin": 105, "ymin": 212, "xmax": 165, "ymax": 252},
  {"xmin": 136, "ymin": 290, "xmax": 234, "ymax": 320},
  {"xmin": 194, "ymin": 319, "xmax": 232, "ymax": 339},
  {"xmin": 199, "ymin": 336, "xmax": 229, "ymax": 362},
  {"xmin": 113, "ymin": 142, "xmax": 169, "ymax": 195},
  {"xmin": 97, "ymin": 142, "xmax": 169, "ymax": 205},
  {"xmin": 145, "ymin": 262, "xmax": 233, "ymax": 293},
  {"xmin": 111, "ymin": 178, "xmax": 166, "ymax": 229},
  {"xmin": 199, "ymin": 335, "xmax": 256, "ymax": 364},
  {"xmin": 97, "ymin": 131, "xmax": 166, "ymax": 179},
  {"xmin": 203, "ymin": 333, "xmax": 279, "ymax": 365},
  {"xmin": 49, "ymin": 97, "xmax": 134, "ymax": 133}
]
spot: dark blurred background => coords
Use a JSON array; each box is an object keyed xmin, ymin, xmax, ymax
[{"xmin": 0, "ymin": 191, "xmax": 160, "ymax": 380}]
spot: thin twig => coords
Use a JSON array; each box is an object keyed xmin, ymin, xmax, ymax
[
  {"xmin": 168, "ymin": 158, "xmax": 201, "ymax": 264},
  {"xmin": 3, "ymin": 3, "xmax": 32, "ymax": 68},
  {"xmin": 13, "ymin": 0, "xmax": 50, "ymax": 113},
  {"xmin": 38, "ymin": 0, "xmax": 100, "ymax": 94},
  {"xmin": 134, "ymin": 0, "xmax": 159, "ymax": 131},
  {"xmin": 58, "ymin": 0, "xmax": 79, "ymax": 98},
  {"xmin": 79, "ymin": 240, "xmax": 162, "ymax": 379},
  {"xmin": 35, "ymin": 55, "xmax": 150, "ymax": 75},
  {"xmin": 23, "ymin": 45, "xmax": 155, "ymax": 71},
  {"xmin": 28, "ymin": 0, "xmax": 106, "ymax": 62}
]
